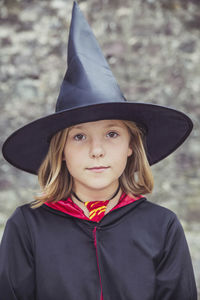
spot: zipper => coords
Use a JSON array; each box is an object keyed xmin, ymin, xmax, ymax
[{"xmin": 93, "ymin": 226, "xmax": 103, "ymax": 300}]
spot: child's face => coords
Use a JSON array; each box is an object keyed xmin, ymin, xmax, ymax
[{"xmin": 63, "ymin": 119, "xmax": 132, "ymax": 194}]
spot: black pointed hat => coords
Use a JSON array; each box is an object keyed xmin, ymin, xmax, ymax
[{"xmin": 2, "ymin": 1, "xmax": 193, "ymax": 174}]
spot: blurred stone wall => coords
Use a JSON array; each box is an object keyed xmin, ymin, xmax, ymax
[{"xmin": 0, "ymin": 0, "xmax": 200, "ymax": 295}]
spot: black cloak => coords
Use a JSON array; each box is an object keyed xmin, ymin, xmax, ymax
[{"xmin": 0, "ymin": 197, "xmax": 197, "ymax": 299}]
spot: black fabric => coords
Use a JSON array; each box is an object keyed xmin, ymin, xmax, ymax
[{"xmin": 0, "ymin": 198, "xmax": 197, "ymax": 300}]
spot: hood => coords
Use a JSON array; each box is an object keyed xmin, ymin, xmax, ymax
[{"xmin": 43, "ymin": 192, "xmax": 144, "ymax": 223}]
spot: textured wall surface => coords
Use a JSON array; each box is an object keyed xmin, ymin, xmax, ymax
[{"xmin": 0, "ymin": 0, "xmax": 200, "ymax": 295}]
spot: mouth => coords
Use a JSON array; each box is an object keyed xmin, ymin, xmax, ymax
[
  {"xmin": 87, "ymin": 166, "xmax": 109, "ymax": 169},
  {"xmin": 86, "ymin": 166, "xmax": 110, "ymax": 172}
]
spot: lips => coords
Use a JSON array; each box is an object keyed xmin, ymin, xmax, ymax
[{"xmin": 87, "ymin": 166, "xmax": 109, "ymax": 170}]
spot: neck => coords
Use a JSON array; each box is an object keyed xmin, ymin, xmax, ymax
[{"xmin": 71, "ymin": 182, "xmax": 121, "ymax": 203}]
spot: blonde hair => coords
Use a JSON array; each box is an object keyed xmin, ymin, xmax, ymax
[{"xmin": 30, "ymin": 120, "xmax": 153, "ymax": 209}]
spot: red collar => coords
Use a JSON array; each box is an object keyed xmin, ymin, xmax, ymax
[{"xmin": 44, "ymin": 192, "xmax": 143, "ymax": 222}]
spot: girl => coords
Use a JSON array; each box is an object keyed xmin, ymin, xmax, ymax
[{"xmin": 0, "ymin": 1, "xmax": 197, "ymax": 299}]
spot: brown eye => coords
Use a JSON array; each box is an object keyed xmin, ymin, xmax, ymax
[
  {"xmin": 107, "ymin": 131, "xmax": 119, "ymax": 138},
  {"xmin": 74, "ymin": 134, "xmax": 86, "ymax": 141}
]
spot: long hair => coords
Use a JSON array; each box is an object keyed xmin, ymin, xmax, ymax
[{"xmin": 30, "ymin": 120, "xmax": 153, "ymax": 209}]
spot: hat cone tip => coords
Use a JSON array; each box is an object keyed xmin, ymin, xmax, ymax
[{"xmin": 73, "ymin": 1, "xmax": 78, "ymax": 8}]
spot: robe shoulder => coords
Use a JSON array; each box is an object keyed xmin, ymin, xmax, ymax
[
  {"xmin": 0, "ymin": 204, "xmax": 35, "ymax": 299},
  {"xmin": 126, "ymin": 198, "xmax": 184, "ymax": 231}
]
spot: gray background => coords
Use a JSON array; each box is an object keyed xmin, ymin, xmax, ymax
[{"xmin": 0, "ymin": 0, "xmax": 200, "ymax": 295}]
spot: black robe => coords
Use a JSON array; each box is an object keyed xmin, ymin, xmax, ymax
[{"xmin": 0, "ymin": 197, "xmax": 197, "ymax": 299}]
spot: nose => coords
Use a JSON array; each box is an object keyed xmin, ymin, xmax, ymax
[{"xmin": 89, "ymin": 139, "xmax": 105, "ymax": 159}]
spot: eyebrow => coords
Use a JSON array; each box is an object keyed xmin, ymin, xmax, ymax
[{"xmin": 69, "ymin": 123, "xmax": 123, "ymax": 131}]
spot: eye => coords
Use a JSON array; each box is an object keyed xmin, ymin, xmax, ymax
[
  {"xmin": 107, "ymin": 131, "xmax": 119, "ymax": 138},
  {"xmin": 73, "ymin": 134, "xmax": 86, "ymax": 141}
]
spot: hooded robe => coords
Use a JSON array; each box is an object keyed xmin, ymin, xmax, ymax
[{"xmin": 0, "ymin": 193, "xmax": 197, "ymax": 300}]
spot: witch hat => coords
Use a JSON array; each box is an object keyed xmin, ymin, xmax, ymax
[{"xmin": 2, "ymin": 1, "xmax": 193, "ymax": 174}]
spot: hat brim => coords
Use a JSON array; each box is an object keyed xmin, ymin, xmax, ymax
[{"xmin": 2, "ymin": 102, "xmax": 193, "ymax": 174}]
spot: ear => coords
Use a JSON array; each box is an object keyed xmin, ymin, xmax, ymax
[{"xmin": 127, "ymin": 146, "xmax": 133, "ymax": 157}]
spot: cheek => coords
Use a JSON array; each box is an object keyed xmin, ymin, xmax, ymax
[
  {"xmin": 63, "ymin": 156, "xmax": 79, "ymax": 179},
  {"xmin": 110, "ymin": 145, "xmax": 131, "ymax": 166},
  {"xmin": 112, "ymin": 142, "xmax": 132, "ymax": 158},
  {"xmin": 63, "ymin": 148, "xmax": 73, "ymax": 169},
  {"xmin": 63, "ymin": 147, "xmax": 85, "ymax": 171}
]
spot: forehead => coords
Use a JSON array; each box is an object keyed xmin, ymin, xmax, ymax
[{"xmin": 69, "ymin": 119, "xmax": 126, "ymax": 130}]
